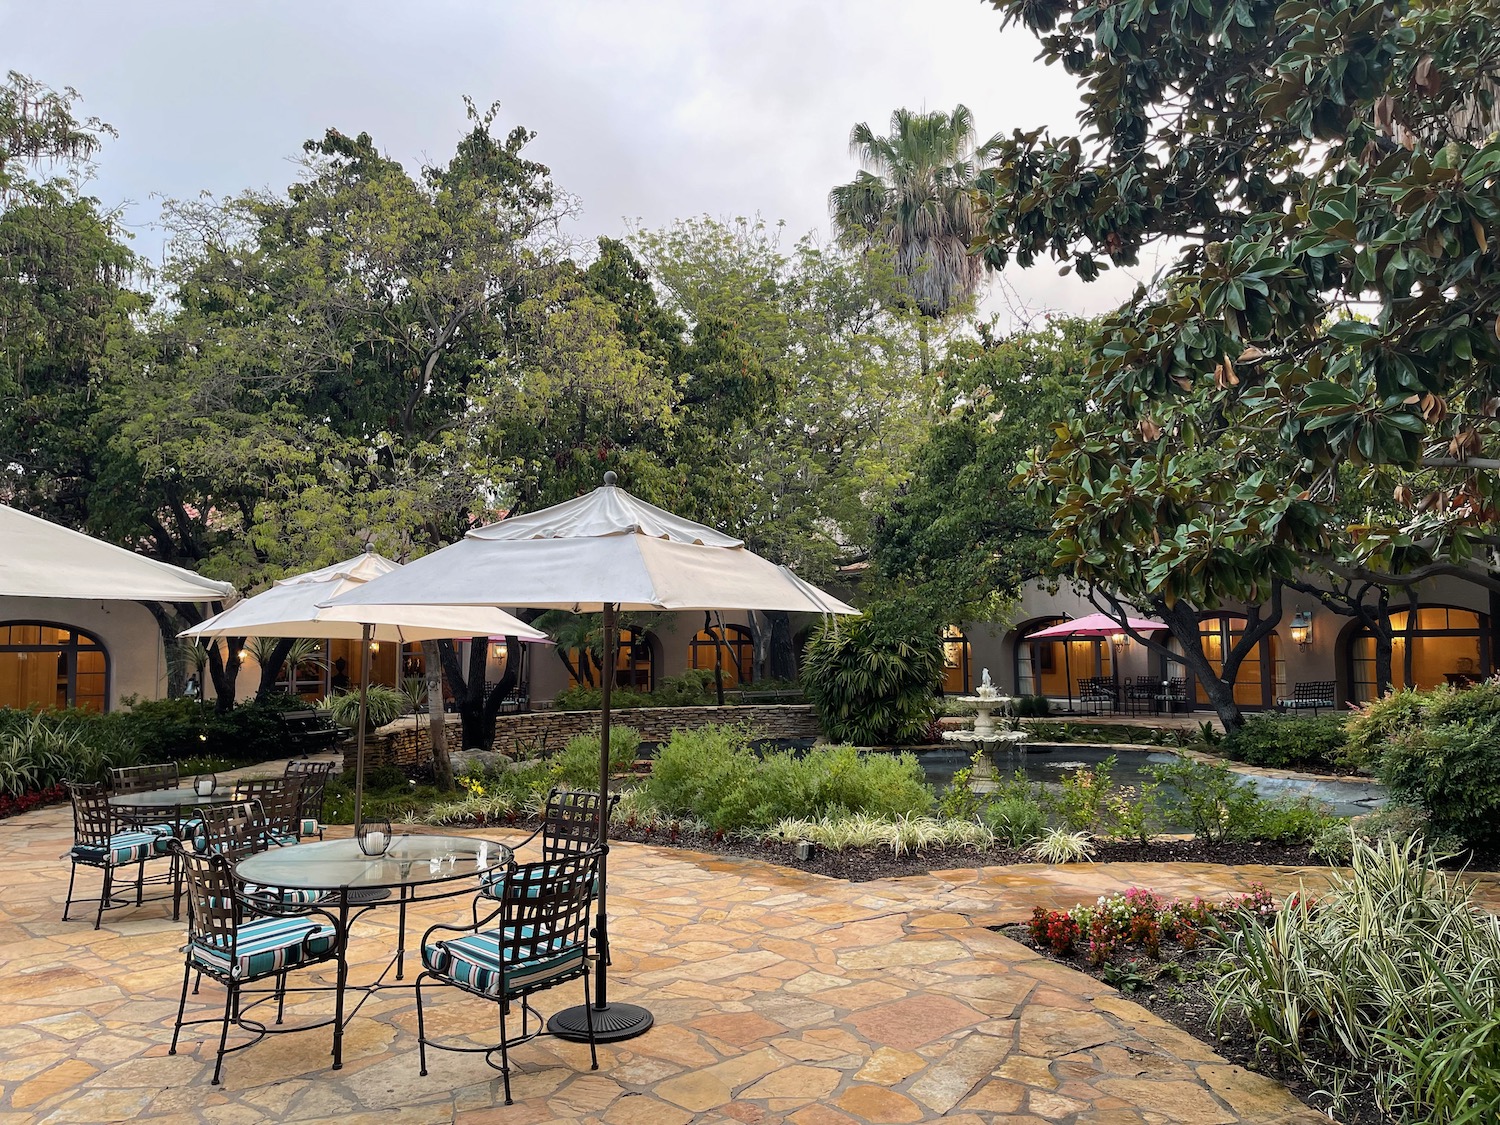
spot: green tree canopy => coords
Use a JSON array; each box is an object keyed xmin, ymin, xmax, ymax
[{"xmin": 979, "ymin": 0, "xmax": 1500, "ymax": 728}]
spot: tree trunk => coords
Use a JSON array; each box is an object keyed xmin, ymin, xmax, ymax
[
  {"xmin": 1403, "ymin": 589, "xmax": 1418, "ymax": 688},
  {"xmin": 766, "ymin": 611, "xmax": 797, "ymax": 681},
  {"xmin": 207, "ymin": 636, "xmax": 243, "ymax": 714},
  {"xmin": 422, "ymin": 640, "xmax": 453, "ymax": 791},
  {"xmin": 255, "ymin": 638, "xmax": 296, "ymax": 699}
]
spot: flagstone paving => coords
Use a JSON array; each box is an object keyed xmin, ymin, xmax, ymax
[{"xmin": 6, "ymin": 769, "xmax": 1496, "ymax": 1124}]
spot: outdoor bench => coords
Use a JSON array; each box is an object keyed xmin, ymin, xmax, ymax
[
  {"xmin": 277, "ymin": 709, "xmax": 348, "ymax": 757},
  {"xmin": 1275, "ymin": 680, "xmax": 1336, "ymax": 716}
]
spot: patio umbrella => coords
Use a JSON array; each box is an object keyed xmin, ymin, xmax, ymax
[
  {"xmin": 181, "ymin": 551, "xmax": 548, "ymax": 828},
  {"xmin": 0, "ymin": 504, "xmax": 234, "ymax": 602},
  {"xmin": 324, "ymin": 472, "xmax": 858, "ymax": 1042},
  {"xmin": 1025, "ymin": 612, "xmax": 1166, "ymax": 712}
]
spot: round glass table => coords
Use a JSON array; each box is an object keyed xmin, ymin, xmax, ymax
[
  {"xmin": 235, "ymin": 833, "xmax": 513, "ymax": 1022},
  {"xmin": 108, "ymin": 783, "xmax": 241, "ymax": 815}
]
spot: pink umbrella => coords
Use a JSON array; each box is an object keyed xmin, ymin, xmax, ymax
[
  {"xmin": 1027, "ymin": 612, "xmax": 1165, "ymax": 639},
  {"xmin": 1024, "ymin": 613, "xmax": 1166, "ymax": 712}
]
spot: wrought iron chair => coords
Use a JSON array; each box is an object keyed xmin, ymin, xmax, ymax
[
  {"xmin": 283, "ymin": 759, "xmax": 335, "ymax": 839},
  {"xmin": 416, "ymin": 850, "xmax": 602, "ymax": 1103},
  {"xmin": 234, "ymin": 778, "xmax": 304, "ymax": 848},
  {"xmin": 195, "ymin": 799, "xmax": 317, "ymax": 906},
  {"xmin": 475, "ymin": 788, "xmax": 615, "ymax": 922},
  {"xmin": 62, "ymin": 780, "xmax": 176, "ymax": 929},
  {"xmin": 167, "ymin": 842, "xmax": 346, "ymax": 1085},
  {"xmin": 109, "ymin": 762, "xmax": 180, "ymax": 793}
]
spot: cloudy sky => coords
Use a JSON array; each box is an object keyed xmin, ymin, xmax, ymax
[{"xmin": 3, "ymin": 0, "xmax": 1149, "ymax": 323}]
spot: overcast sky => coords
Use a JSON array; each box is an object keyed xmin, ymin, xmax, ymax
[{"xmin": 3, "ymin": 0, "xmax": 1150, "ymax": 324}]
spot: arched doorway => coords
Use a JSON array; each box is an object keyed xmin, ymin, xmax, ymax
[
  {"xmin": 689, "ymin": 624, "xmax": 754, "ymax": 687},
  {"xmin": 1015, "ymin": 617, "xmax": 1112, "ymax": 699},
  {"xmin": 1349, "ymin": 606, "xmax": 1492, "ymax": 702},
  {"xmin": 941, "ymin": 626, "xmax": 971, "ymax": 695},
  {"xmin": 0, "ymin": 622, "xmax": 110, "ymax": 712},
  {"xmin": 568, "ymin": 628, "xmax": 656, "ymax": 692},
  {"xmin": 1168, "ymin": 614, "xmax": 1285, "ymax": 709}
]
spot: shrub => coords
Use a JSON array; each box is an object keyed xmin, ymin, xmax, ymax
[
  {"xmin": 982, "ymin": 795, "xmax": 1046, "ymax": 846},
  {"xmin": 321, "ymin": 685, "xmax": 407, "ymax": 732},
  {"xmin": 1341, "ymin": 688, "xmax": 1426, "ymax": 771},
  {"xmin": 551, "ymin": 669, "xmax": 719, "ymax": 711},
  {"xmin": 643, "ymin": 725, "xmax": 933, "ymax": 832},
  {"xmin": 1222, "ymin": 713, "xmax": 1348, "ymax": 770},
  {"xmin": 1014, "ymin": 695, "xmax": 1051, "ymax": 718},
  {"xmin": 1147, "ymin": 758, "xmax": 1264, "ymax": 843},
  {"xmin": 1248, "ymin": 796, "xmax": 1339, "ymax": 844},
  {"xmin": 1211, "ymin": 836, "xmax": 1500, "ymax": 1121},
  {"xmin": 765, "ymin": 813, "xmax": 989, "ymax": 855},
  {"xmin": 799, "ymin": 603, "xmax": 942, "ymax": 745},
  {"xmin": 552, "ymin": 725, "xmax": 641, "ymax": 791},
  {"xmin": 1053, "ymin": 755, "xmax": 1116, "ymax": 832},
  {"xmin": 1027, "ymin": 827, "xmax": 1095, "ymax": 863},
  {"xmin": 1380, "ymin": 717, "xmax": 1500, "ymax": 853}
]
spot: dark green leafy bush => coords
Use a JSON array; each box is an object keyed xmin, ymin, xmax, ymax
[
  {"xmin": 1380, "ymin": 718, "xmax": 1500, "ymax": 853},
  {"xmin": 799, "ymin": 604, "xmax": 942, "ymax": 745},
  {"xmin": 1147, "ymin": 759, "xmax": 1265, "ymax": 843},
  {"xmin": 552, "ymin": 726, "xmax": 641, "ymax": 790},
  {"xmin": 1222, "ymin": 714, "xmax": 1348, "ymax": 770},
  {"xmin": 320, "ymin": 685, "xmax": 406, "ymax": 732},
  {"xmin": 982, "ymin": 795, "xmax": 1046, "ymax": 846},
  {"xmin": 1341, "ymin": 688, "xmax": 1425, "ymax": 771}
]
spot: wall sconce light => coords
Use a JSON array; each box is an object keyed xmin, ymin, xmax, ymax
[
  {"xmin": 1110, "ymin": 631, "xmax": 1128, "ymax": 649},
  {"xmin": 1290, "ymin": 611, "xmax": 1313, "ymax": 650},
  {"xmin": 368, "ymin": 641, "xmax": 380, "ymax": 653},
  {"xmin": 492, "ymin": 643, "xmax": 505, "ymax": 659}
]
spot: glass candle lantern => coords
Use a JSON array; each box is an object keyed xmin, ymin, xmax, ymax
[
  {"xmin": 356, "ymin": 817, "xmax": 392, "ymax": 856},
  {"xmin": 193, "ymin": 773, "xmax": 217, "ymax": 797}
]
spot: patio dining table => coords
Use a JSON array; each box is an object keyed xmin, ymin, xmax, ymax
[
  {"xmin": 233, "ymin": 834, "xmax": 512, "ymax": 1066},
  {"xmin": 107, "ymin": 784, "xmax": 244, "ymax": 918}
]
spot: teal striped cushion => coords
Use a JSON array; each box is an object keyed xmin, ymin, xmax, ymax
[
  {"xmin": 423, "ymin": 931, "xmax": 586, "ymax": 998},
  {"xmin": 190, "ymin": 916, "xmax": 338, "ymax": 979},
  {"xmin": 299, "ymin": 818, "xmax": 322, "ymax": 838},
  {"xmin": 73, "ymin": 829, "xmax": 173, "ymax": 866},
  {"xmin": 478, "ymin": 864, "xmax": 599, "ymax": 899},
  {"xmin": 242, "ymin": 882, "xmax": 324, "ymax": 906}
]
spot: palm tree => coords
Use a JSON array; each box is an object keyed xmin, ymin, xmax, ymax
[{"xmin": 829, "ymin": 105, "xmax": 1001, "ymax": 373}]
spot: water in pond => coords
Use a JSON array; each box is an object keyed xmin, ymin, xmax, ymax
[{"xmin": 911, "ymin": 744, "xmax": 1386, "ymax": 820}]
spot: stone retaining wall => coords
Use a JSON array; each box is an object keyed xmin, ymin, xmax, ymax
[{"xmin": 345, "ymin": 704, "xmax": 821, "ymax": 771}]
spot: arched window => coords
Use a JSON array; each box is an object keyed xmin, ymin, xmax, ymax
[
  {"xmin": 0, "ymin": 622, "xmax": 109, "ymax": 712},
  {"xmin": 1350, "ymin": 606, "xmax": 1491, "ymax": 702},
  {"xmin": 1167, "ymin": 613, "xmax": 1285, "ymax": 709},
  {"xmin": 941, "ymin": 626, "xmax": 971, "ymax": 695},
  {"xmin": 689, "ymin": 624, "xmax": 754, "ymax": 687},
  {"xmin": 1015, "ymin": 617, "xmax": 1112, "ymax": 699},
  {"xmin": 569, "ymin": 629, "xmax": 656, "ymax": 692}
]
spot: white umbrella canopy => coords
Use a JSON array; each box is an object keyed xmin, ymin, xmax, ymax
[
  {"xmin": 181, "ymin": 551, "xmax": 548, "ymax": 643},
  {"xmin": 322, "ymin": 474, "xmax": 857, "ymax": 1044},
  {"xmin": 323, "ymin": 484, "xmax": 858, "ymax": 615},
  {"xmin": 0, "ymin": 504, "xmax": 234, "ymax": 602}
]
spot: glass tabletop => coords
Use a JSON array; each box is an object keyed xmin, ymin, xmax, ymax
[
  {"xmin": 108, "ymin": 785, "xmax": 241, "ymax": 810},
  {"xmin": 234, "ymin": 834, "xmax": 511, "ymax": 893}
]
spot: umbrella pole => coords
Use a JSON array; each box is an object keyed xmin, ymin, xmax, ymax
[
  {"xmin": 1064, "ymin": 638, "xmax": 1074, "ymax": 715},
  {"xmin": 550, "ymin": 601, "xmax": 653, "ymax": 1043},
  {"xmin": 353, "ymin": 622, "xmax": 372, "ymax": 833}
]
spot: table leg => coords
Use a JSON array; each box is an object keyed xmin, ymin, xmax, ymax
[
  {"xmin": 395, "ymin": 885, "xmax": 409, "ymax": 981},
  {"xmin": 332, "ymin": 893, "xmax": 349, "ymax": 1069}
]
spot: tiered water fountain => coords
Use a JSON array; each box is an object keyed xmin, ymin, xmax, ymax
[{"xmin": 941, "ymin": 668, "xmax": 1028, "ymax": 786}]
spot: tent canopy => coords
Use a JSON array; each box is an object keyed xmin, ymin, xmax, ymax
[
  {"xmin": 0, "ymin": 504, "xmax": 234, "ymax": 602},
  {"xmin": 324, "ymin": 483, "xmax": 857, "ymax": 615},
  {"xmin": 181, "ymin": 551, "xmax": 548, "ymax": 643},
  {"xmin": 1027, "ymin": 612, "xmax": 1166, "ymax": 640}
]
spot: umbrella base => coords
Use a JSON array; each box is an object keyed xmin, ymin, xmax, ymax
[{"xmin": 548, "ymin": 1001, "xmax": 653, "ymax": 1043}]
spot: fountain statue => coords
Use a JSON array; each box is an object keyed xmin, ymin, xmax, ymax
[{"xmin": 942, "ymin": 668, "xmax": 1028, "ymax": 784}]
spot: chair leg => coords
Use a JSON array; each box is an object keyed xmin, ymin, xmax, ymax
[
  {"xmin": 170, "ymin": 959, "xmax": 192, "ymax": 1056},
  {"xmin": 62, "ymin": 861, "xmax": 78, "ymax": 922},
  {"xmin": 95, "ymin": 866, "xmax": 111, "ymax": 930},
  {"xmin": 499, "ymin": 997, "xmax": 512, "ymax": 1105},
  {"xmin": 415, "ymin": 974, "xmax": 428, "ymax": 1077},
  {"xmin": 582, "ymin": 967, "xmax": 599, "ymax": 1072},
  {"xmin": 135, "ymin": 859, "xmax": 145, "ymax": 906},
  {"xmin": 212, "ymin": 981, "xmax": 235, "ymax": 1085},
  {"xmin": 275, "ymin": 970, "xmax": 287, "ymax": 1025}
]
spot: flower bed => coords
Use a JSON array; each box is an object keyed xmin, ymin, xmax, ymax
[{"xmin": 0, "ymin": 783, "xmax": 66, "ymax": 820}]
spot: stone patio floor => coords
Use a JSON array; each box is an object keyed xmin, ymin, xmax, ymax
[{"xmin": 6, "ymin": 768, "xmax": 1498, "ymax": 1124}]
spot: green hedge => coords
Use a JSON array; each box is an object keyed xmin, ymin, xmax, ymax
[{"xmin": 1221, "ymin": 713, "xmax": 1348, "ymax": 770}]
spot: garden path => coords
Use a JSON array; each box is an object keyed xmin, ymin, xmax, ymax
[{"xmin": 6, "ymin": 761, "xmax": 1497, "ymax": 1124}]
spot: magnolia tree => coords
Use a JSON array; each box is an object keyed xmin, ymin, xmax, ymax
[{"xmin": 979, "ymin": 0, "xmax": 1500, "ymax": 728}]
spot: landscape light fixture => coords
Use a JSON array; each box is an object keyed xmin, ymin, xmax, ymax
[{"xmin": 1290, "ymin": 611, "xmax": 1313, "ymax": 650}]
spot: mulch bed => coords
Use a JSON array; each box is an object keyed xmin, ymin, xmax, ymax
[
  {"xmin": 601, "ymin": 824, "xmax": 1329, "ymax": 882},
  {"xmin": 996, "ymin": 925, "xmax": 1389, "ymax": 1123}
]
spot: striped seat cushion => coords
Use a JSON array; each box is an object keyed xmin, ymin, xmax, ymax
[
  {"xmin": 242, "ymin": 883, "xmax": 324, "ymax": 906},
  {"xmin": 423, "ymin": 930, "xmax": 586, "ymax": 999},
  {"xmin": 190, "ymin": 916, "xmax": 338, "ymax": 979},
  {"xmin": 299, "ymin": 817, "xmax": 322, "ymax": 838},
  {"xmin": 73, "ymin": 829, "xmax": 173, "ymax": 866},
  {"xmin": 478, "ymin": 864, "xmax": 598, "ymax": 899}
]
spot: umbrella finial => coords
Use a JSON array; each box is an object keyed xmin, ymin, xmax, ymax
[{"xmin": 603, "ymin": 471, "xmax": 618, "ymax": 487}]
